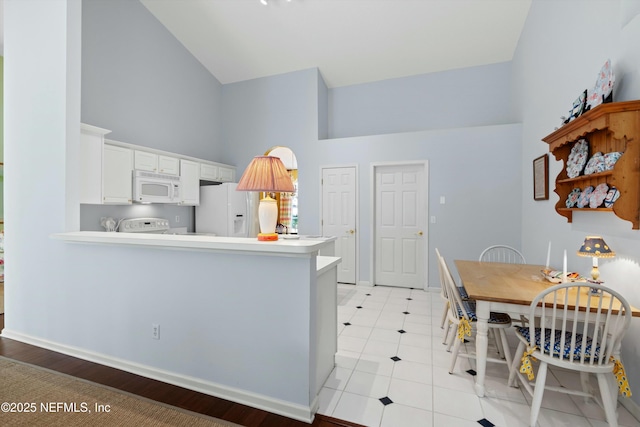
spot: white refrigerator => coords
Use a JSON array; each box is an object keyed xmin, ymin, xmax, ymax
[{"xmin": 196, "ymin": 183, "xmax": 259, "ymax": 237}]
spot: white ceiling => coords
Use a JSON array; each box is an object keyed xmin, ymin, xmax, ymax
[
  {"xmin": 140, "ymin": 0, "xmax": 532, "ymax": 88},
  {"xmin": 0, "ymin": 0, "xmax": 532, "ymax": 88}
]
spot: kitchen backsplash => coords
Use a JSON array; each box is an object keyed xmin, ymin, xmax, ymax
[{"xmin": 80, "ymin": 204, "xmax": 194, "ymax": 232}]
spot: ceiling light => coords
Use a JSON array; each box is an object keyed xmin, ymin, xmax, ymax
[{"xmin": 260, "ymin": 0, "xmax": 294, "ymax": 5}]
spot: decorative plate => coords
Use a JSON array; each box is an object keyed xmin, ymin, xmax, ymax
[
  {"xmin": 584, "ymin": 152, "xmax": 605, "ymax": 175},
  {"xmin": 604, "ymin": 152, "xmax": 622, "ymax": 170},
  {"xmin": 586, "ymin": 59, "xmax": 614, "ymax": 111},
  {"xmin": 566, "ymin": 188, "xmax": 581, "ymax": 208},
  {"xmin": 589, "ymin": 183, "xmax": 609, "ymax": 208},
  {"xmin": 565, "ymin": 89, "xmax": 588, "ymax": 124},
  {"xmin": 566, "ymin": 139, "xmax": 589, "ymax": 178},
  {"xmin": 577, "ymin": 186, "xmax": 594, "ymax": 208},
  {"xmin": 604, "ymin": 186, "xmax": 620, "ymax": 208}
]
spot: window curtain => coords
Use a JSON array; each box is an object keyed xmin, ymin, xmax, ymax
[{"xmin": 279, "ymin": 193, "xmax": 292, "ymax": 229}]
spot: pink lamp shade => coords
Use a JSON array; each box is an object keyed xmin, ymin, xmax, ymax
[{"xmin": 236, "ymin": 156, "xmax": 295, "ymax": 193}]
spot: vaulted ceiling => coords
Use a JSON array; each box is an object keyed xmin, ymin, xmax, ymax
[
  {"xmin": 140, "ymin": 0, "xmax": 531, "ymax": 88},
  {"xmin": 0, "ymin": 0, "xmax": 532, "ymax": 88}
]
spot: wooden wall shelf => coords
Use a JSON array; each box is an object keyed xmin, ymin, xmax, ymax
[{"xmin": 543, "ymin": 100, "xmax": 640, "ymax": 229}]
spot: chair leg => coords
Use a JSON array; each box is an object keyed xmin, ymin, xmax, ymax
[
  {"xmin": 446, "ymin": 324, "xmax": 456, "ymax": 351},
  {"xmin": 442, "ymin": 318, "xmax": 451, "ymax": 344},
  {"xmin": 508, "ymin": 341, "xmax": 524, "ymax": 387},
  {"xmin": 492, "ymin": 329, "xmax": 505, "ymax": 359},
  {"xmin": 449, "ymin": 335, "xmax": 462, "ymax": 374},
  {"xmin": 529, "ymin": 361, "xmax": 548, "ymax": 427},
  {"xmin": 498, "ymin": 329, "xmax": 513, "ymax": 374},
  {"xmin": 440, "ymin": 301, "xmax": 448, "ymax": 328},
  {"xmin": 579, "ymin": 371, "xmax": 591, "ymax": 403},
  {"xmin": 596, "ymin": 372, "xmax": 619, "ymax": 427}
]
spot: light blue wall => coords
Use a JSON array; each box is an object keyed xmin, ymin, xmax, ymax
[
  {"xmin": 329, "ymin": 62, "xmax": 514, "ymax": 139},
  {"xmin": 221, "ymin": 66, "xmax": 522, "ymax": 287},
  {"xmin": 78, "ymin": 1, "xmax": 522, "ymax": 286},
  {"xmin": 80, "ymin": 0, "xmax": 226, "ymax": 231},
  {"xmin": 313, "ymin": 125, "xmax": 522, "ymax": 288},
  {"xmin": 81, "ymin": 0, "xmax": 224, "ymax": 161},
  {"xmin": 512, "ymin": 0, "xmax": 640, "ymax": 406}
]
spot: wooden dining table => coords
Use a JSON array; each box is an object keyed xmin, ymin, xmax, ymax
[{"xmin": 454, "ymin": 260, "xmax": 640, "ymax": 398}]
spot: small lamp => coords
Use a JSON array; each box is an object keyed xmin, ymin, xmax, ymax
[
  {"xmin": 236, "ymin": 156, "xmax": 295, "ymax": 241},
  {"xmin": 577, "ymin": 236, "xmax": 615, "ymax": 293}
]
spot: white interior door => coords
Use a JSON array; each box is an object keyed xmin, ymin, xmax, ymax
[
  {"xmin": 322, "ymin": 166, "xmax": 357, "ymax": 284},
  {"xmin": 374, "ymin": 163, "xmax": 427, "ymax": 288}
]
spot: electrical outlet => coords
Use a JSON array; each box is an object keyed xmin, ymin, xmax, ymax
[
  {"xmin": 152, "ymin": 323, "xmax": 160, "ymax": 340},
  {"xmin": 175, "ymin": 215, "xmax": 180, "ymax": 223}
]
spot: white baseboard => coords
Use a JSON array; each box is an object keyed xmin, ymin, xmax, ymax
[
  {"xmin": 1, "ymin": 329, "xmax": 316, "ymax": 424},
  {"xmin": 619, "ymin": 396, "xmax": 640, "ymax": 422}
]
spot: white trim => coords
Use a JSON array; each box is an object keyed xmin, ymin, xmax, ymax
[
  {"xmin": 370, "ymin": 160, "xmax": 429, "ymax": 290},
  {"xmin": 319, "ymin": 164, "xmax": 359, "ymax": 285},
  {"xmin": 619, "ymin": 397, "xmax": 640, "ymax": 422},
  {"xmin": 0, "ymin": 329, "xmax": 318, "ymax": 423}
]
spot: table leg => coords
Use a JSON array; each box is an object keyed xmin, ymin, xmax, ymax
[{"xmin": 474, "ymin": 301, "xmax": 490, "ymax": 397}]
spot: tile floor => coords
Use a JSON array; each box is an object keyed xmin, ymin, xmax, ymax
[{"xmin": 316, "ymin": 284, "xmax": 640, "ymax": 427}]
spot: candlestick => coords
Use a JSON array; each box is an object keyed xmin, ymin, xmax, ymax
[{"xmin": 546, "ymin": 241, "xmax": 551, "ymax": 269}]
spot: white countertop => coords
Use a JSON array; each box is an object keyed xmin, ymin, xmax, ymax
[
  {"xmin": 51, "ymin": 231, "xmax": 336, "ymax": 256},
  {"xmin": 316, "ymin": 256, "xmax": 341, "ymax": 275}
]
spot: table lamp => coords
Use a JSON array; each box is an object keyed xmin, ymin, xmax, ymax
[
  {"xmin": 236, "ymin": 156, "xmax": 295, "ymax": 241},
  {"xmin": 577, "ymin": 236, "xmax": 615, "ymax": 293}
]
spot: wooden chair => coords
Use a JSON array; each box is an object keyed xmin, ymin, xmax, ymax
[
  {"xmin": 436, "ymin": 249, "xmax": 513, "ymax": 374},
  {"xmin": 480, "ymin": 244, "xmax": 528, "ymax": 328},
  {"xmin": 479, "ymin": 245, "xmax": 526, "ymax": 264},
  {"xmin": 508, "ymin": 283, "xmax": 632, "ymax": 427},
  {"xmin": 435, "ymin": 248, "xmax": 468, "ymax": 344}
]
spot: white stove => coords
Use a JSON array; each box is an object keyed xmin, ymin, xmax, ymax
[{"xmin": 118, "ymin": 218, "xmax": 170, "ymax": 234}]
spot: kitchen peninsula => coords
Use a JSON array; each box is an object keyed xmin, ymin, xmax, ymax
[{"xmin": 19, "ymin": 233, "xmax": 338, "ymax": 423}]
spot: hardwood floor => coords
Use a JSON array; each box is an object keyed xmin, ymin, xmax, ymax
[{"xmin": 0, "ymin": 314, "xmax": 361, "ymax": 427}]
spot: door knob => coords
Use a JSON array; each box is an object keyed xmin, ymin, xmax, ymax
[
  {"xmin": 347, "ymin": 229, "xmax": 355, "ymax": 234},
  {"xmin": 417, "ymin": 231, "xmax": 424, "ymax": 236}
]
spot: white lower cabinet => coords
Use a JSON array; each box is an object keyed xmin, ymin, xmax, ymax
[
  {"xmin": 180, "ymin": 159, "xmax": 200, "ymax": 206},
  {"xmin": 103, "ymin": 145, "xmax": 133, "ymax": 204}
]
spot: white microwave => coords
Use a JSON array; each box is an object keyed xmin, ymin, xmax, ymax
[{"xmin": 133, "ymin": 170, "xmax": 181, "ymax": 204}]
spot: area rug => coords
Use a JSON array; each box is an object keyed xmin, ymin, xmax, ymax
[{"xmin": 0, "ymin": 357, "xmax": 241, "ymax": 426}]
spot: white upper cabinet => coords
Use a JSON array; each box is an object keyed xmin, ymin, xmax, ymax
[
  {"xmin": 200, "ymin": 163, "xmax": 219, "ymax": 181},
  {"xmin": 134, "ymin": 150, "xmax": 157, "ymax": 172},
  {"xmin": 218, "ymin": 165, "xmax": 235, "ymax": 182},
  {"xmin": 81, "ymin": 124, "xmax": 235, "ymax": 205},
  {"xmin": 180, "ymin": 159, "xmax": 200, "ymax": 206},
  {"xmin": 158, "ymin": 155, "xmax": 179, "ymax": 175},
  {"xmin": 135, "ymin": 151, "xmax": 179, "ymax": 175},
  {"xmin": 80, "ymin": 124, "xmax": 110, "ymax": 204},
  {"xmin": 201, "ymin": 163, "xmax": 235, "ymax": 182},
  {"xmin": 103, "ymin": 144, "xmax": 133, "ymax": 204}
]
